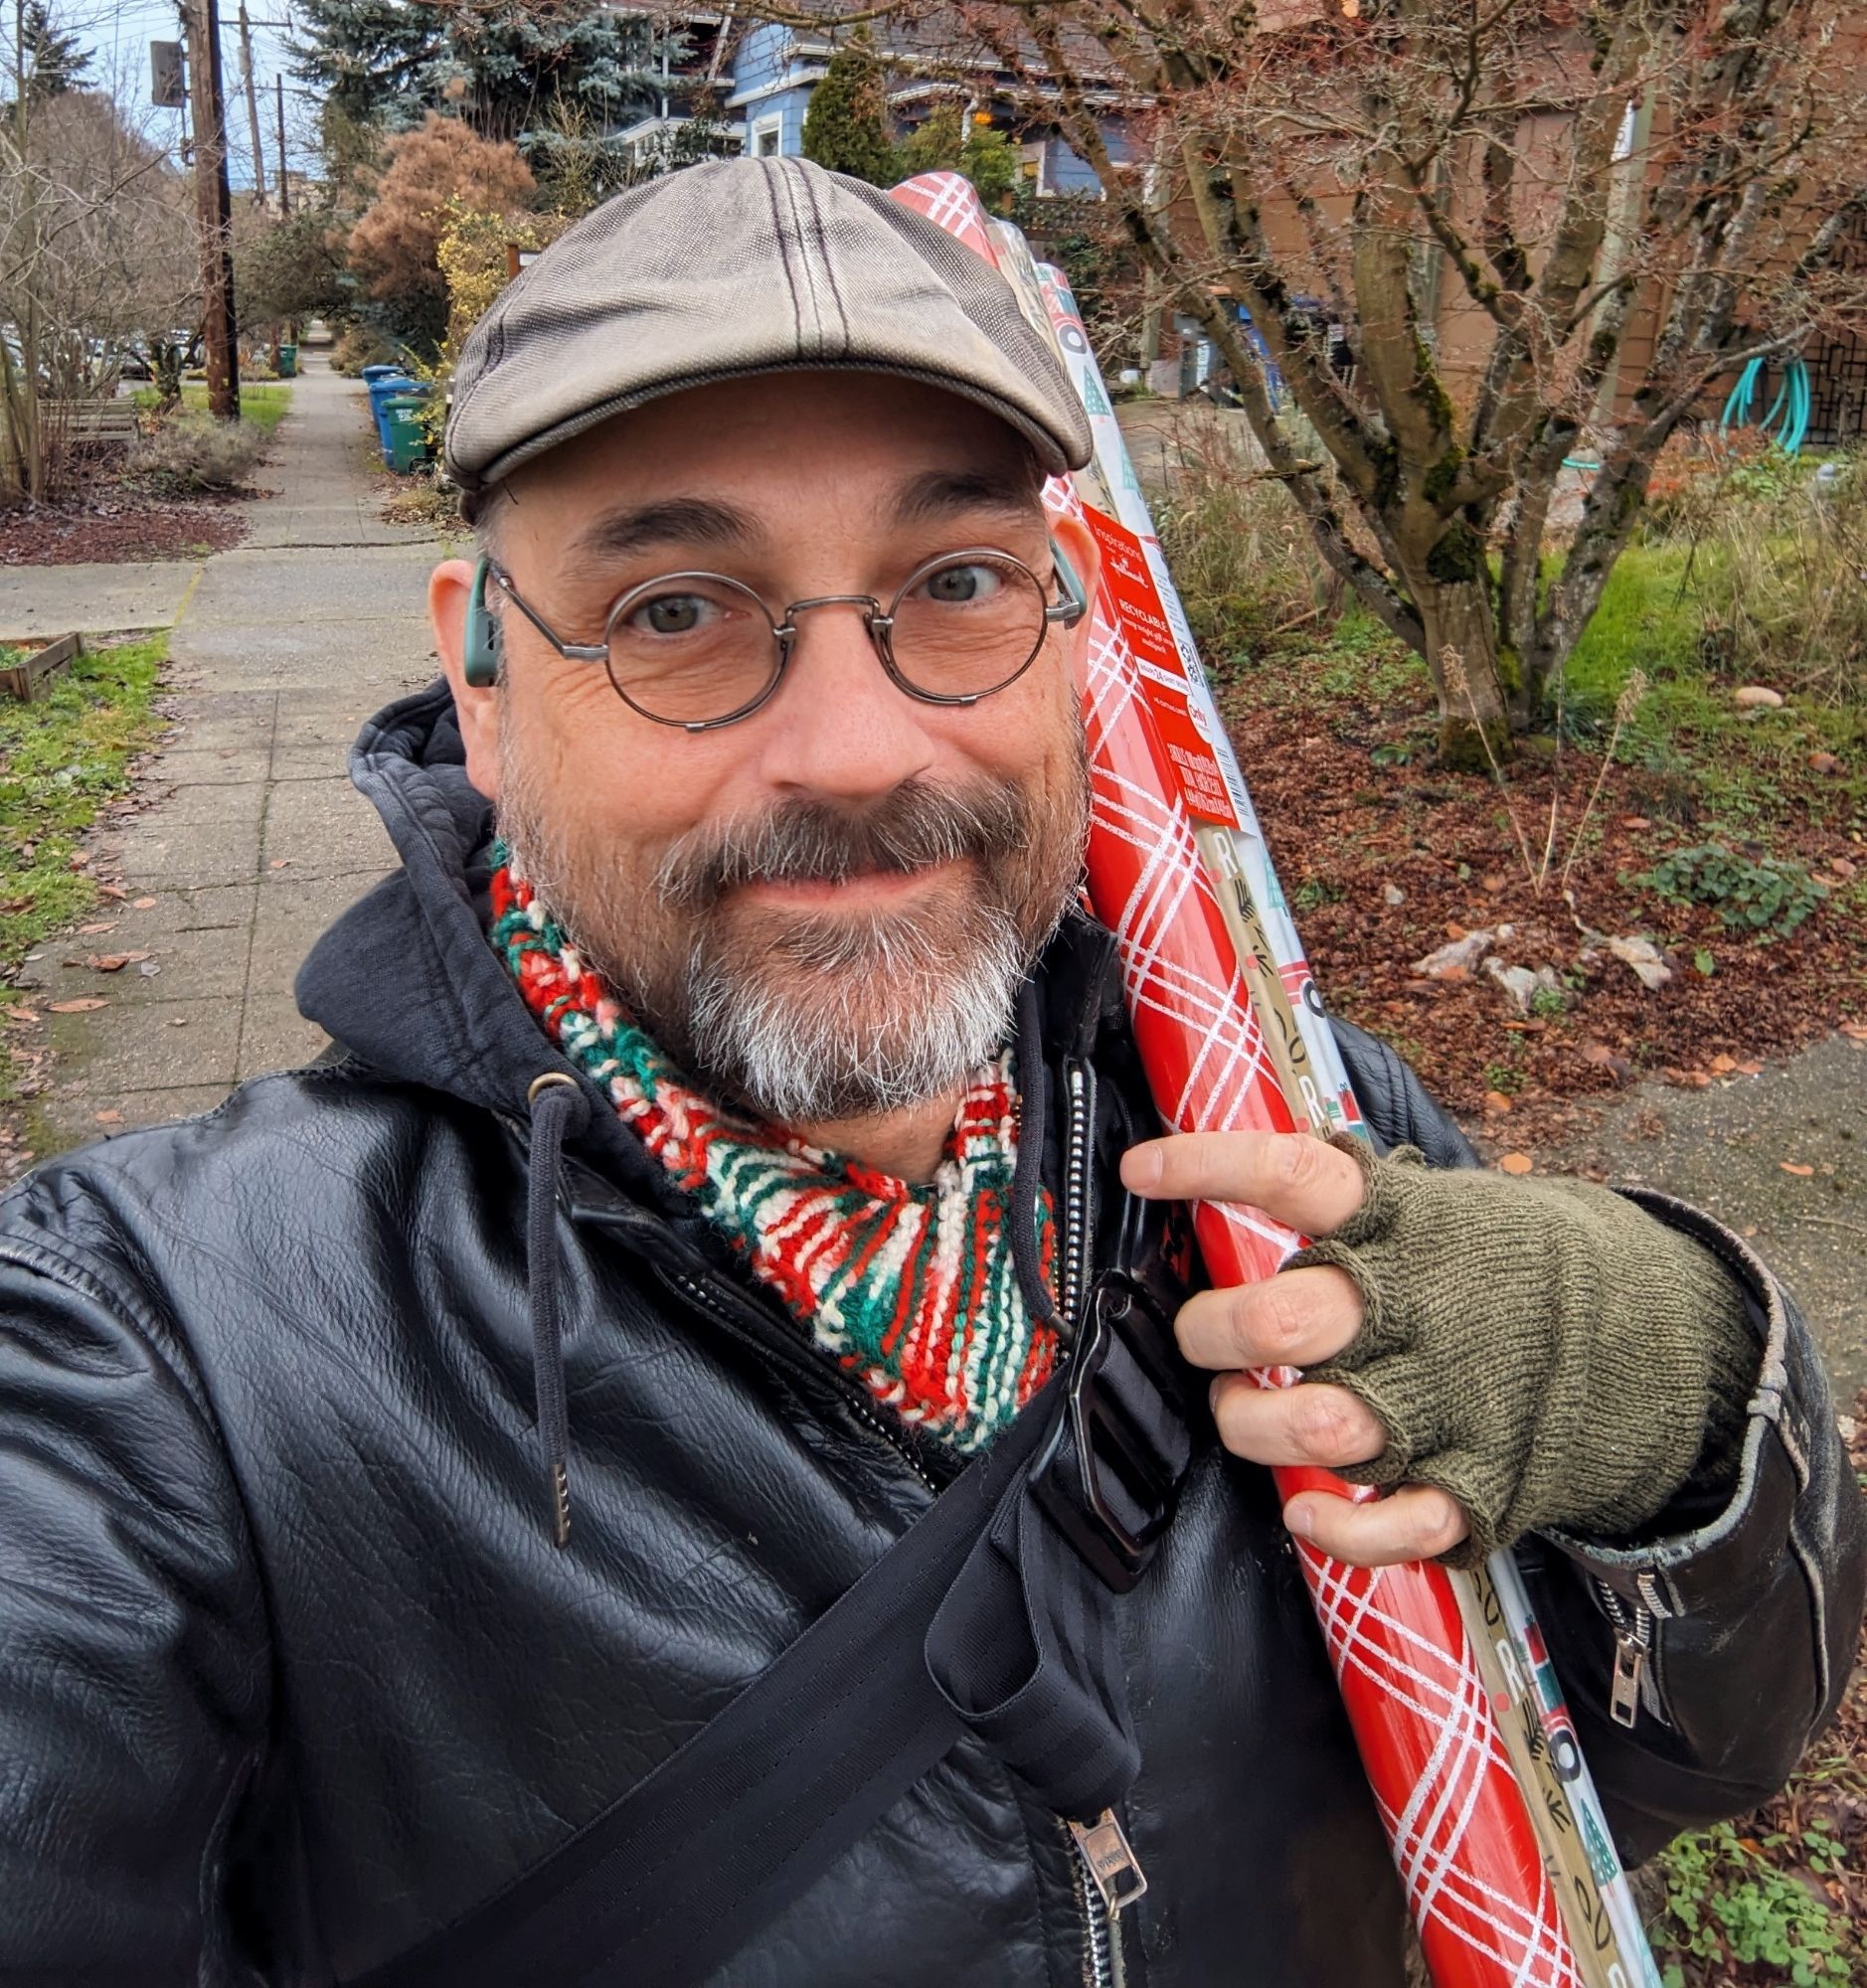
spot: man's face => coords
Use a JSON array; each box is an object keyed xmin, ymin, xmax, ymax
[{"xmin": 432, "ymin": 372, "xmax": 1098, "ymax": 1126}]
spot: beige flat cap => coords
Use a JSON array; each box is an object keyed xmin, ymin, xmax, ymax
[{"xmin": 444, "ymin": 156, "xmax": 1093, "ymax": 494}]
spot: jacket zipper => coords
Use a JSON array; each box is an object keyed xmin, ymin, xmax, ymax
[
  {"xmin": 1594, "ymin": 1578, "xmax": 1655, "ymax": 1729},
  {"xmin": 1052, "ymin": 1057, "xmax": 1146, "ymax": 1983},
  {"xmin": 1057, "ymin": 1059, "xmax": 1095, "ymax": 1338}
]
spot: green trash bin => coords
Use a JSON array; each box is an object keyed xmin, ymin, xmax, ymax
[
  {"xmin": 277, "ymin": 344, "xmax": 297, "ymax": 379},
  {"xmin": 382, "ymin": 394, "xmax": 431, "ymax": 473}
]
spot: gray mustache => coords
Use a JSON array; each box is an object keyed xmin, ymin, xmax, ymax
[{"xmin": 652, "ymin": 780, "xmax": 1030, "ymax": 910}]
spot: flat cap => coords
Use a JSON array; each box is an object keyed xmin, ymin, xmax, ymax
[{"xmin": 444, "ymin": 156, "xmax": 1093, "ymax": 494}]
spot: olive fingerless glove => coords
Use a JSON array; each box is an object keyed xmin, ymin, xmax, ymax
[{"xmin": 1294, "ymin": 1146, "xmax": 1760, "ymax": 1569}]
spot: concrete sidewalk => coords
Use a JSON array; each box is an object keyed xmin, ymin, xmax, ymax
[{"xmin": 14, "ymin": 355, "xmax": 447, "ymax": 1145}]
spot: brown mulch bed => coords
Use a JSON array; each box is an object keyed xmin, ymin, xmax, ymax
[
  {"xmin": 1221, "ymin": 653, "xmax": 1867, "ymax": 1148},
  {"xmin": 0, "ymin": 496, "xmax": 249, "ymax": 566}
]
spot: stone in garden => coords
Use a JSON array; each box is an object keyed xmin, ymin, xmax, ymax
[{"xmin": 1732, "ymin": 686, "xmax": 1783, "ymax": 709}]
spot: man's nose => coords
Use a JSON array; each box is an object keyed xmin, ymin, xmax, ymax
[{"xmin": 755, "ymin": 601, "xmax": 939, "ymax": 799}]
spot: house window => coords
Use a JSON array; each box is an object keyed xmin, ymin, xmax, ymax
[{"xmin": 750, "ymin": 115, "xmax": 782, "ymax": 157}]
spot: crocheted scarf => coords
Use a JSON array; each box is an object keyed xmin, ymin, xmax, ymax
[{"xmin": 489, "ymin": 851, "xmax": 1059, "ymax": 1452}]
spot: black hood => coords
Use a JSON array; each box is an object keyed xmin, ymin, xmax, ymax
[{"xmin": 296, "ymin": 679, "xmax": 588, "ymax": 1121}]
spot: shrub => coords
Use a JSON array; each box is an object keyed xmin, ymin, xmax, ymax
[
  {"xmin": 332, "ymin": 324, "xmax": 396, "ymax": 377},
  {"xmin": 1648, "ymin": 442, "xmax": 1867, "ymax": 707},
  {"xmin": 1153, "ymin": 424, "xmax": 1336, "ymax": 675},
  {"xmin": 346, "ymin": 114, "xmax": 535, "ymax": 330},
  {"xmin": 1638, "ymin": 842, "xmax": 1827, "ymax": 937},
  {"xmin": 124, "ymin": 414, "xmax": 267, "ymax": 496}
]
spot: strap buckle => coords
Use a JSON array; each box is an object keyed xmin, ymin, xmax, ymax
[{"xmin": 1032, "ymin": 1273, "xmax": 1193, "ymax": 1594}]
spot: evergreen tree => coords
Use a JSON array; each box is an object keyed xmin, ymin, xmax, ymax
[
  {"xmin": 799, "ymin": 29, "xmax": 897, "ymax": 187},
  {"xmin": 897, "ymin": 101, "xmax": 1020, "ymax": 212},
  {"xmin": 292, "ymin": 0, "xmax": 677, "ymax": 171},
  {"xmin": 14, "ymin": 1, "xmax": 91, "ymax": 103}
]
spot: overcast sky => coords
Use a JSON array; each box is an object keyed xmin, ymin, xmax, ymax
[{"xmin": 72, "ymin": 0, "xmax": 308, "ymax": 191}]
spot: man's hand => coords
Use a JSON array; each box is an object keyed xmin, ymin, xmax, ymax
[
  {"xmin": 1118, "ymin": 1130, "xmax": 1470, "ymax": 1568},
  {"xmin": 1118, "ymin": 1130, "xmax": 1758, "ymax": 1573}
]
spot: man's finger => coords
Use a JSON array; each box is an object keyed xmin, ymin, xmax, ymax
[
  {"xmin": 1209, "ymin": 1375, "xmax": 1386, "ymax": 1470},
  {"xmin": 1284, "ymin": 1485, "xmax": 1469, "ymax": 1568},
  {"xmin": 1119, "ymin": 1130, "xmax": 1365, "ymax": 1239},
  {"xmin": 1175, "ymin": 1265, "xmax": 1364, "ymax": 1371}
]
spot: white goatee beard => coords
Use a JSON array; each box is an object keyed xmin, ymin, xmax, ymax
[{"xmin": 682, "ymin": 899, "xmax": 1034, "ymax": 1124}]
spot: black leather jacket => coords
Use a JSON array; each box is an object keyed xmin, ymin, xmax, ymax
[{"xmin": 0, "ymin": 683, "xmax": 1859, "ymax": 1988}]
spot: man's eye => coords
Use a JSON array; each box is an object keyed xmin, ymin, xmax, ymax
[
  {"xmin": 632, "ymin": 593, "xmax": 715, "ymax": 635},
  {"xmin": 920, "ymin": 563, "xmax": 1003, "ymax": 606}
]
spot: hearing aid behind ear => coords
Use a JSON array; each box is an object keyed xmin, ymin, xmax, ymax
[{"xmin": 464, "ymin": 558, "xmax": 500, "ymax": 687}]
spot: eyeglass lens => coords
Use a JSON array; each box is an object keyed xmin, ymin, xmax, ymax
[{"xmin": 600, "ymin": 554, "xmax": 1050, "ymax": 726}]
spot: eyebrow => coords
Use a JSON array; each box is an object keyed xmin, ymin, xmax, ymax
[
  {"xmin": 888, "ymin": 468, "xmax": 1044, "ymax": 531},
  {"xmin": 571, "ymin": 497, "xmax": 763, "ymax": 565}
]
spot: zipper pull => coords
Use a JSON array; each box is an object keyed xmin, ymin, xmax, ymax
[
  {"xmin": 1070, "ymin": 1809, "xmax": 1148, "ymax": 1914},
  {"xmin": 1609, "ymin": 1624, "xmax": 1647, "ymax": 1729}
]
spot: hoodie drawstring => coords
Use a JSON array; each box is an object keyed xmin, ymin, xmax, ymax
[{"xmin": 526, "ymin": 1072, "xmax": 588, "ymax": 1549}]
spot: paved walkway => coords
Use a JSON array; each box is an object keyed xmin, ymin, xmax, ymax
[{"xmin": 13, "ymin": 356, "xmax": 447, "ymax": 1147}]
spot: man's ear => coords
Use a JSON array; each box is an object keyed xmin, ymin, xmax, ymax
[
  {"xmin": 1050, "ymin": 513, "xmax": 1100, "ymax": 674},
  {"xmin": 430, "ymin": 557, "xmax": 503, "ymax": 802}
]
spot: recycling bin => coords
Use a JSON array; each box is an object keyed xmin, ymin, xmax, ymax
[{"xmin": 382, "ymin": 394, "xmax": 432, "ymax": 473}]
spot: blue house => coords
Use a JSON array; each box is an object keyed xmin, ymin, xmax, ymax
[{"xmin": 609, "ymin": 6, "xmax": 1125, "ymax": 195}]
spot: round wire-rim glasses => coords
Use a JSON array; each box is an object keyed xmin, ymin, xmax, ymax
[{"xmin": 484, "ymin": 541, "xmax": 1089, "ymax": 733}]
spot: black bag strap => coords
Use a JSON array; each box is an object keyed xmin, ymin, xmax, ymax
[{"xmin": 350, "ymin": 1281, "xmax": 1190, "ymax": 1988}]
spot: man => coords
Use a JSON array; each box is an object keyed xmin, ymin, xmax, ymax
[{"xmin": 0, "ymin": 158, "xmax": 1859, "ymax": 1988}]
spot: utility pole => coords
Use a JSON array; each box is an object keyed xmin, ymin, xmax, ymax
[
  {"xmin": 237, "ymin": 0, "xmax": 266, "ymax": 207},
  {"xmin": 180, "ymin": 0, "xmax": 240, "ymax": 420},
  {"xmin": 275, "ymin": 72, "xmax": 289, "ymax": 215}
]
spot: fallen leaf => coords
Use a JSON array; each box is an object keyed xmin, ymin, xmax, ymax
[
  {"xmin": 76, "ymin": 921, "xmax": 116, "ymax": 935},
  {"xmin": 1842, "ymin": 1022, "xmax": 1867, "ymax": 1042},
  {"xmin": 132, "ymin": 896, "xmax": 158, "ymax": 910},
  {"xmin": 1483, "ymin": 1090, "xmax": 1513, "ymax": 1113},
  {"xmin": 48, "ymin": 998, "xmax": 107, "ymax": 1013},
  {"xmin": 1780, "ymin": 1161, "xmax": 1814, "ymax": 1177},
  {"xmin": 1605, "ymin": 932, "xmax": 1672, "ymax": 991},
  {"xmin": 67, "ymin": 850, "xmax": 91, "ymax": 869},
  {"xmin": 1480, "ymin": 873, "xmax": 1507, "ymax": 895},
  {"xmin": 96, "ymin": 883, "xmax": 126, "ymax": 901},
  {"xmin": 1827, "ymin": 856, "xmax": 1856, "ymax": 881},
  {"xmin": 7, "ymin": 1008, "xmax": 38, "ymax": 1024},
  {"xmin": 268, "ymin": 858, "xmax": 290, "ymax": 870},
  {"xmin": 1709, "ymin": 1054, "xmax": 1737, "ymax": 1074},
  {"xmin": 1807, "ymin": 751, "xmax": 1843, "ymax": 775},
  {"xmin": 1580, "ymin": 1042, "xmax": 1616, "ymax": 1065},
  {"xmin": 1413, "ymin": 926, "xmax": 1511, "ymax": 978},
  {"xmin": 93, "ymin": 1109, "xmax": 122, "ymax": 1125},
  {"xmin": 1498, "ymin": 1152, "xmax": 1535, "ymax": 1175},
  {"xmin": 1736, "ymin": 1060, "xmax": 1763, "ymax": 1076},
  {"xmin": 86, "ymin": 951, "xmax": 150, "ymax": 972},
  {"xmin": 1619, "ymin": 816, "xmax": 1650, "ymax": 830}
]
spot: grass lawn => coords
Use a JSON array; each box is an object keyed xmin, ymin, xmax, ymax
[
  {"xmin": 0, "ymin": 635, "xmax": 167, "ymax": 1095},
  {"xmin": 132, "ymin": 383, "xmax": 292, "ymax": 437}
]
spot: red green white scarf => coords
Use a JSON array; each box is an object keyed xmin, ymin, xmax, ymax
[{"xmin": 490, "ymin": 851, "xmax": 1060, "ymax": 1451}]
